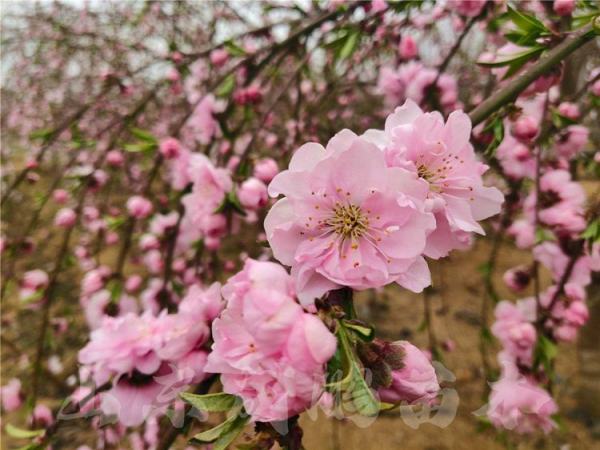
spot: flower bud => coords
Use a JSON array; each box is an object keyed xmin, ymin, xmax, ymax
[
  {"xmin": 512, "ymin": 116, "xmax": 539, "ymax": 142},
  {"xmin": 553, "ymin": 0, "xmax": 575, "ymax": 16}
]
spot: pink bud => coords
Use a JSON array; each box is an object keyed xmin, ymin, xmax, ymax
[
  {"xmin": 512, "ymin": 116, "xmax": 539, "ymax": 142},
  {"xmin": 204, "ymin": 236, "xmax": 221, "ymax": 250},
  {"xmin": 227, "ymin": 155, "xmax": 240, "ymax": 171},
  {"xmin": 219, "ymin": 141, "xmax": 231, "ymax": 155},
  {"xmin": 210, "ymin": 48, "xmax": 229, "ymax": 67},
  {"xmin": 592, "ymin": 79, "xmax": 600, "ymax": 97},
  {"xmin": 126, "ymin": 196, "xmax": 153, "ymax": 219},
  {"xmin": 553, "ymin": 0, "xmax": 575, "ymax": 16},
  {"xmin": 106, "ymin": 150, "xmax": 125, "ymax": 167},
  {"xmin": 54, "ymin": 208, "xmax": 77, "ymax": 228},
  {"xmin": 171, "ymin": 51, "xmax": 183, "ymax": 63},
  {"xmin": 503, "ymin": 266, "xmax": 531, "ymax": 292},
  {"xmin": 376, "ymin": 341, "xmax": 440, "ymax": 405},
  {"xmin": 26, "ymin": 159, "xmax": 38, "ymax": 169},
  {"xmin": 30, "ymin": 404, "xmax": 53, "ymax": 427},
  {"xmin": 253, "ymin": 158, "xmax": 279, "ymax": 183},
  {"xmin": 139, "ymin": 234, "xmax": 160, "ymax": 251},
  {"xmin": 52, "ymin": 189, "xmax": 70, "ymax": 204},
  {"xmin": 159, "ymin": 137, "xmax": 181, "ymax": 159},
  {"xmin": 1, "ymin": 379, "xmax": 23, "ymax": 412},
  {"xmin": 238, "ymin": 177, "xmax": 268, "ymax": 210},
  {"xmin": 125, "ymin": 275, "xmax": 143, "ymax": 292},
  {"xmin": 557, "ymin": 101, "xmax": 580, "ymax": 120},
  {"xmin": 105, "ymin": 231, "xmax": 119, "ymax": 245},
  {"xmin": 398, "ymin": 35, "xmax": 418, "ymax": 60},
  {"xmin": 166, "ymin": 67, "xmax": 180, "ymax": 82}
]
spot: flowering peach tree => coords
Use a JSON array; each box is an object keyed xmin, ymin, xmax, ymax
[{"xmin": 1, "ymin": 1, "xmax": 599, "ymax": 449}]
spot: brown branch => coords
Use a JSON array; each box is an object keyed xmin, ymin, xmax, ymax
[{"xmin": 468, "ymin": 23, "xmax": 597, "ymax": 127}]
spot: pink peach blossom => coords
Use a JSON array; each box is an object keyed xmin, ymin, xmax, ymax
[
  {"xmin": 487, "ymin": 374, "xmax": 557, "ymax": 434},
  {"xmin": 205, "ymin": 259, "xmax": 336, "ymax": 422},
  {"xmin": 492, "ymin": 299, "xmax": 537, "ymax": 366},
  {"xmin": 364, "ymin": 100, "xmax": 504, "ymax": 259},
  {"xmin": 266, "ymin": 128, "xmax": 436, "ymax": 304}
]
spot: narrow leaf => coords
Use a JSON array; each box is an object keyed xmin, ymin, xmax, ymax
[
  {"xmin": 507, "ymin": 6, "xmax": 548, "ymax": 33},
  {"xmin": 216, "ymin": 74, "xmax": 236, "ymax": 97},
  {"xmin": 180, "ymin": 392, "xmax": 241, "ymax": 412},
  {"xmin": 130, "ymin": 128, "xmax": 158, "ymax": 144},
  {"xmin": 343, "ymin": 319, "xmax": 375, "ymax": 342},
  {"xmin": 338, "ymin": 29, "xmax": 360, "ymax": 61},
  {"xmin": 5, "ymin": 424, "xmax": 45, "ymax": 439}
]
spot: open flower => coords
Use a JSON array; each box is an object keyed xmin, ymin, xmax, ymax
[
  {"xmin": 205, "ymin": 259, "xmax": 336, "ymax": 422},
  {"xmin": 491, "ymin": 299, "xmax": 537, "ymax": 366},
  {"xmin": 487, "ymin": 373, "xmax": 557, "ymax": 434},
  {"xmin": 364, "ymin": 100, "xmax": 504, "ymax": 259},
  {"xmin": 265, "ymin": 130, "xmax": 435, "ymax": 304}
]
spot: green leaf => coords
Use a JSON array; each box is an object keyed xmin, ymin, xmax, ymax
[
  {"xmin": 216, "ymin": 74, "xmax": 236, "ymax": 98},
  {"xmin": 191, "ymin": 412, "xmax": 249, "ymax": 450},
  {"xmin": 480, "ymin": 326, "xmax": 494, "ymax": 344},
  {"xmin": 180, "ymin": 392, "xmax": 241, "ymax": 412},
  {"xmin": 107, "ymin": 279, "xmax": 123, "ymax": 302},
  {"xmin": 504, "ymin": 30, "xmax": 541, "ymax": 47},
  {"xmin": 507, "ymin": 6, "xmax": 548, "ymax": 33},
  {"xmin": 343, "ymin": 319, "xmax": 375, "ymax": 342},
  {"xmin": 336, "ymin": 322, "xmax": 379, "ymax": 416},
  {"xmin": 214, "ymin": 191, "xmax": 246, "ymax": 216},
  {"xmin": 130, "ymin": 128, "xmax": 158, "ymax": 144},
  {"xmin": 581, "ymin": 220, "xmax": 600, "ymax": 250},
  {"xmin": 338, "ymin": 29, "xmax": 360, "ymax": 61},
  {"xmin": 106, "ymin": 216, "xmax": 125, "ymax": 230},
  {"xmin": 29, "ymin": 128, "xmax": 54, "ymax": 142},
  {"xmin": 551, "ymin": 109, "xmax": 578, "ymax": 129},
  {"xmin": 15, "ymin": 445, "xmax": 44, "ymax": 450},
  {"xmin": 478, "ymin": 46, "xmax": 544, "ymax": 68},
  {"xmin": 346, "ymin": 361, "xmax": 380, "ymax": 416},
  {"xmin": 478, "ymin": 261, "xmax": 492, "ymax": 277},
  {"xmin": 192, "ymin": 413, "xmax": 239, "ymax": 442},
  {"xmin": 534, "ymin": 334, "xmax": 557, "ymax": 373},
  {"xmin": 211, "ymin": 414, "xmax": 249, "ymax": 450},
  {"xmin": 326, "ymin": 346, "xmax": 344, "ymax": 387},
  {"xmin": 124, "ymin": 142, "xmax": 156, "ymax": 153},
  {"xmin": 5, "ymin": 424, "xmax": 45, "ymax": 439},
  {"xmin": 223, "ymin": 40, "xmax": 246, "ymax": 57},
  {"xmin": 573, "ymin": 12, "xmax": 600, "ymax": 29},
  {"xmin": 504, "ymin": 47, "xmax": 545, "ymax": 79},
  {"xmin": 535, "ymin": 227, "xmax": 556, "ymax": 244},
  {"xmin": 481, "ymin": 116, "xmax": 504, "ymax": 156}
]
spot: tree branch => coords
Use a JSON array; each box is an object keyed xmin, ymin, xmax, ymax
[{"xmin": 468, "ymin": 23, "xmax": 597, "ymax": 127}]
